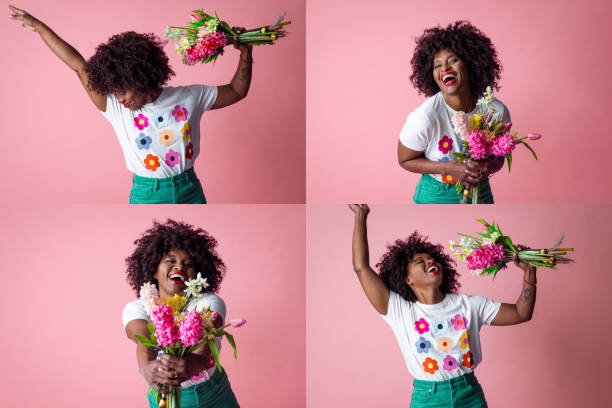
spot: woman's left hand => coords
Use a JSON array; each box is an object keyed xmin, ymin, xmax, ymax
[
  {"xmin": 465, "ymin": 159, "xmax": 489, "ymax": 183},
  {"xmin": 159, "ymin": 353, "xmax": 207, "ymax": 383},
  {"xmin": 512, "ymin": 245, "xmax": 536, "ymax": 272},
  {"xmin": 231, "ymin": 27, "xmax": 252, "ymax": 53}
]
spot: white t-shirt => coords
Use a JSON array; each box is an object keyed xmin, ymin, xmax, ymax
[
  {"xmin": 381, "ymin": 292, "xmax": 500, "ymax": 381},
  {"xmin": 399, "ymin": 93, "xmax": 511, "ymax": 183},
  {"xmin": 102, "ymin": 85, "xmax": 218, "ymax": 178},
  {"xmin": 122, "ymin": 292, "xmax": 226, "ymax": 386}
]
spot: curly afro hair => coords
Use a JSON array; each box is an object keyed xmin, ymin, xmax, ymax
[
  {"xmin": 125, "ymin": 219, "xmax": 225, "ymax": 296},
  {"xmin": 86, "ymin": 31, "xmax": 175, "ymax": 94},
  {"xmin": 376, "ymin": 231, "xmax": 460, "ymax": 302},
  {"xmin": 410, "ymin": 21, "xmax": 502, "ymax": 97}
]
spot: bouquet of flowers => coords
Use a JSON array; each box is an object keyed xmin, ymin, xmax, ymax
[
  {"xmin": 448, "ymin": 219, "xmax": 574, "ymax": 277},
  {"xmin": 165, "ymin": 10, "xmax": 290, "ymax": 64},
  {"xmin": 135, "ymin": 274, "xmax": 245, "ymax": 408},
  {"xmin": 451, "ymin": 87, "xmax": 541, "ymax": 204}
]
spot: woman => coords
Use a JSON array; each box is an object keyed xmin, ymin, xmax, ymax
[
  {"xmin": 9, "ymin": 5, "xmax": 252, "ymax": 204},
  {"xmin": 398, "ymin": 21, "xmax": 509, "ymax": 204},
  {"xmin": 122, "ymin": 219, "xmax": 240, "ymax": 407},
  {"xmin": 349, "ymin": 204, "xmax": 536, "ymax": 407}
]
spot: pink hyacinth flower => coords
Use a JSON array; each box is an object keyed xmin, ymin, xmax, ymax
[
  {"xmin": 467, "ymin": 130, "xmax": 488, "ymax": 160},
  {"xmin": 528, "ymin": 133, "xmax": 542, "ymax": 140},
  {"xmin": 229, "ymin": 318, "xmax": 246, "ymax": 328},
  {"xmin": 489, "ymin": 132, "xmax": 516, "ymax": 157},
  {"xmin": 466, "ymin": 244, "xmax": 506, "ymax": 270},
  {"xmin": 179, "ymin": 310, "xmax": 204, "ymax": 347},
  {"xmin": 152, "ymin": 303, "xmax": 177, "ymax": 347}
]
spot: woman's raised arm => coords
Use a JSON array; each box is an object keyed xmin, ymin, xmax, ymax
[
  {"xmin": 349, "ymin": 204, "xmax": 390, "ymax": 314},
  {"xmin": 8, "ymin": 5, "xmax": 107, "ymax": 111}
]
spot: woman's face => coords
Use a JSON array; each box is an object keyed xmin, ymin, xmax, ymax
[
  {"xmin": 115, "ymin": 89, "xmax": 147, "ymax": 110},
  {"xmin": 154, "ymin": 248, "xmax": 197, "ymax": 297},
  {"xmin": 405, "ymin": 252, "xmax": 443, "ymax": 288},
  {"xmin": 432, "ymin": 49, "xmax": 470, "ymax": 97}
]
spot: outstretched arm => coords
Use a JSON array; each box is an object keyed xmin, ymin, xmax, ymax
[
  {"xmin": 125, "ymin": 319, "xmax": 182, "ymax": 394},
  {"xmin": 211, "ymin": 28, "xmax": 252, "ymax": 110},
  {"xmin": 349, "ymin": 204, "xmax": 390, "ymax": 314},
  {"xmin": 8, "ymin": 5, "xmax": 106, "ymax": 111},
  {"xmin": 491, "ymin": 251, "xmax": 537, "ymax": 326}
]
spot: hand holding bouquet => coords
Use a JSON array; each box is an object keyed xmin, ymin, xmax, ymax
[
  {"xmin": 451, "ymin": 87, "xmax": 541, "ymax": 204},
  {"xmin": 448, "ymin": 219, "xmax": 574, "ymax": 278},
  {"xmin": 165, "ymin": 10, "xmax": 290, "ymax": 64},
  {"xmin": 135, "ymin": 275, "xmax": 245, "ymax": 408}
]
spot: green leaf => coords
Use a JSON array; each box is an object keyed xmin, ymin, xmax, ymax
[
  {"xmin": 134, "ymin": 334, "xmax": 156, "ymax": 348},
  {"xmin": 507, "ymin": 151, "xmax": 512, "ymax": 172},
  {"xmin": 147, "ymin": 323, "xmax": 155, "ymax": 336},
  {"xmin": 475, "ymin": 219, "xmax": 490, "ymax": 227},
  {"xmin": 208, "ymin": 338, "xmax": 223, "ymax": 372},
  {"xmin": 502, "ymin": 236, "xmax": 518, "ymax": 252},
  {"xmin": 453, "ymin": 152, "xmax": 467, "ymax": 160},
  {"xmin": 223, "ymin": 331, "xmax": 238, "ymax": 359},
  {"xmin": 522, "ymin": 142, "xmax": 538, "ymax": 160}
]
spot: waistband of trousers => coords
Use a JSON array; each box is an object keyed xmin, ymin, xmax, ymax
[
  {"xmin": 132, "ymin": 167, "xmax": 198, "ymax": 186},
  {"xmin": 413, "ymin": 372, "xmax": 478, "ymax": 391}
]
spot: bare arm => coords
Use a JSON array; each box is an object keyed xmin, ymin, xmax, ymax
[
  {"xmin": 211, "ymin": 29, "xmax": 252, "ymax": 110},
  {"xmin": 125, "ymin": 319, "xmax": 181, "ymax": 393},
  {"xmin": 348, "ymin": 204, "xmax": 390, "ymax": 314},
  {"xmin": 491, "ymin": 253, "xmax": 537, "ymax": 326},
  {"xmin": 8, "ymin": 5, "xmax": 106, "ymax": 111}
]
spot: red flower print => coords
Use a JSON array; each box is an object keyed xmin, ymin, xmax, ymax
[
  {"xmin": 186, "ymin": 142, "xmax": 194, "ymax": 160},
  {"xmin": 144, "ymin": 154, "xmax": 160, "ymax": 171},
  {"xmin": 462, "ymin": 351, "xmax": 473, "ymax": 368},
  {"xmin": 438, "ymin": 135, "xmax": 453, "ymax": 154},
  {"xmin": 423, "ymin": 357, "xmax": 439, "ymax": 375},
  {"xmin": 441, "ymin": 174, "xmax": 457, "ymax": 184}
]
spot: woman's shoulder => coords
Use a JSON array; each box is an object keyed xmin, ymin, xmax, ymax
[{"xmin": 190, "ymin": 292, "xmax": 227, "ymax": 319}]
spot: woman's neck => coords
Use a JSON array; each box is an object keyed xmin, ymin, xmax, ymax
[
  {"xmin": 414, "ymin": 287, "xmax": 445, "ymax": 305},
  {"xmin": 442, "ymin": 90, "xmax": 475, "ymax": 113}
]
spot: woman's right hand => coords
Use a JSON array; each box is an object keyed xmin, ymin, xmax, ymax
[
  {"xmin": 8, "ymin": 5, "xmax": 40, "ymax": 32},
  {"xmin": 348, "ymin": 204, "xmax": 370, "ymax": 217},
  {"xmin": 444, "ymin": 159, "xmax": 483, "ymax": 188},
  {"xmin": 140, "ymin": 358, "xmax": 183, "ymax": 395}
]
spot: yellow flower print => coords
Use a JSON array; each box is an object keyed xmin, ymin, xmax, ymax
[
  {"xmin": 182, "ymin": 122, "xmax": 192, "ymax": 141},
  {"xmin": 459, "ymin": 331, "xmax": 470, "ymax": 350}
]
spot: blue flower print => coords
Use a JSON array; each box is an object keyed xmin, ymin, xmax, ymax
[
  {"xmin": 438, "ymin": 157, "xmax": 450, "ymax": 162},
  {"xmin": 135, "ymin": 133, "xmax": 152, "ymax": 150},
  {"xmin": 415, "ymin": 337, "xmax": 432, "ymax": 354},
  {"xmin": 432, "ymin": 319, "xmax": 451, "ymax": 336},
  {"xmin": 151, "ymin": 112, "xmax": 171, "ymax": 128}
]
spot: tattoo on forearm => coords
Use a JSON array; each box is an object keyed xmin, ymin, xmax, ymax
[
  {"xmin": 239, "ymin": 66, "xmax": 251, "ymax": 81},
  {"xmin": 522, "ymin": 288, "xmax": 532, "ymax": 302}
]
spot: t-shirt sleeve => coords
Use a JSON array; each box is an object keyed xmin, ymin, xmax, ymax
[
  {"xmin": 381, "ymin": 291, "xmax": 405, "ymax": 325},
  {"xmin": 193, "ymin": 293, "xmax": 227, "ymax": 322},
  {"xmin": 122, "ymin": 300, "xmax": 150, "ymax": 328},
  {"xmin": 399, "ymin": 108, "xmax": 432, "ymax": 151},
  {"xmin": 468, "ymin": 295, "xmax": 501, "ymax": 326},
  {"xmin": 187, "ymin": 85, "xmax": 218, "ymax": 113},
  {"xmin": 100, "ymin": 93, "xmax": 121, "ymax": 120}
]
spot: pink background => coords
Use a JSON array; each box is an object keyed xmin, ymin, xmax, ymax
[
  {"xmin": 307, "ymin": 0, "xmax": 612, "ymax": 203},
  {"xmin": 0, "ymin": 205, "xmax": 305, "ymax": 407},
  {"xmin": 1, "ymin": 0, "xmax": 304, "ymax": 203},
  {"xmin": 307, "ymin": 205, "xmax": 611, "ymax": 407}
]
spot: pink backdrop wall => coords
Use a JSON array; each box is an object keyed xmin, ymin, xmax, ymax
[
  {"xmin": 307, "ymin": 0, "xmax": 612, "ymax": 203},
  {"xmin": 1, "ymin": 0, "xmax": 305, "ymax": 203},
  {"xmin": 0, "ymin": 205, "xmax": 305, "ymax": 407},
  {"xmin": 307, "ymin": 205, "xmax": 611, "ymax": 407}
]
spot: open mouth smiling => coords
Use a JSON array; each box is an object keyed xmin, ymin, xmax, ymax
[
  {"xmin": 168, "ymin": 271, "xmax": 186, "ymax": 285},
  {"xmin": 441, "ymin": 72, "xmax": 457, "ymax": 86},
  {"xmin": 427, "ymin": 265, "xmax": 440, "ymax": 275}
]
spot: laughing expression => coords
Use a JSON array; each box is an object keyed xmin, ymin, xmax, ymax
[
  {"xmin": 154, "ymin": 248, "xmax": 196, "ymax": 297},
  {"xmin": 406, "ymin": 252, "xmax": 444, "ymax": 287},
  {"xmin": 432, "ymin": 49, "xmax": 470, "ymax": 97}
]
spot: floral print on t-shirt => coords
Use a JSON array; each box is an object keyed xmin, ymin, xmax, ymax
[
  {"xmin": 413, "ymin": 314, "xmax": 473, "ymax": 376},
  {"xmin": 132, "ymin": 105, "xmax": 195, "ymax": 173}
]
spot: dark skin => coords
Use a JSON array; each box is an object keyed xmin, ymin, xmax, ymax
[
  {"xmin": 9, "ymin": 5, "xmax": 252, "ymax": 112},
  {"xmin": 349, "ymin": 204, "xmax": 536, "ymax": 324},
  {"xmin": 124, "ymin": 249, "xmax": 223, "ymax": 394},
  {"xmin": 398, "ymin": 49, "xmax": 504, "ymax": 188}
]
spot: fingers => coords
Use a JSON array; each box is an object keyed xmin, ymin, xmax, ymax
[
  {"xmin": 160, "ymin": 354, "xmax": 186, "ymax": 374},
  {"xmin": 153, "ymin": 364, "xmax": 182, "ymax": 388}
]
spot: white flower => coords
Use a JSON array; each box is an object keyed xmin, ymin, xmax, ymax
[
  {"xmin": 477, "ymin": 86, "xmax": 495, "ymax": 108},
  {"xmin": 184, "ymin": 273, "xmax": 210, "ymax": 299},
  {"xmin": 139, "ymin": 282, "xmax": 160, "ymax": 317},
  {"xmin": 448, "ymin": 240, "xmax": 456, "ymax": 249}
]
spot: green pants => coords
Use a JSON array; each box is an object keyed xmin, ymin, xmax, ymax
[
  {"xmin": 413, "ymin": 174, "xmax": 494, "ymax": 204},
  {"xmin": 148, "ymin": 368, "xmax": 240, "ymax": 408},
  {"xmin": 129, "ymin": 168, "xmax": 206, "ymax": 204},
  {"xmin": 411, "ymin": 372, "xmax": 488, "ymax": 408}
]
